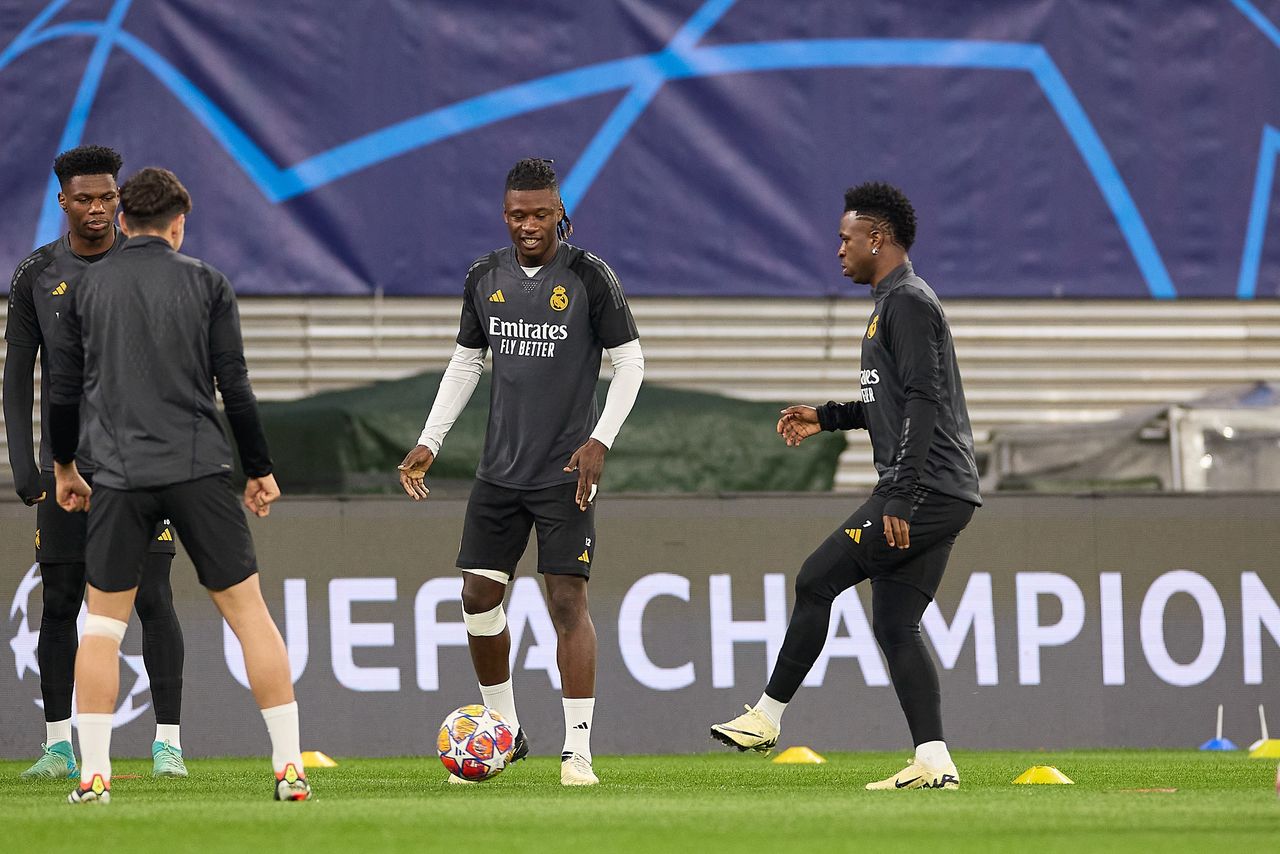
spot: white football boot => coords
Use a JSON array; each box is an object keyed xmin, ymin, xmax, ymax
[
  {"xmin": 865, "ymin": 758, "xmax": 960, "ymax": 790},
  {"xmin": 560, "ymin": 751, "xmax": 599, "ymax": 786},
  {"xmin": 710, "ymin": 705, "xmax": 780, "ymax": 753}
]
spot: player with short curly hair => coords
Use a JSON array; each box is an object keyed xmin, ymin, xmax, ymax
[
  {"xmin": 843, "ymin": 181, "xmax": 918, "ymax": 252},
  {"xmin": 4, "ymin": 145, "xmax": 188, "ymax": 780},
  {"xmin": 712, "ymin": 182, "xmax": 981, "ymax": 790}
]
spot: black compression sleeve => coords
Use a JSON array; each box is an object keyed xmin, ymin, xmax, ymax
[
  {"xmin": 224, "ymin": 402, "xmax": 273, "ymax": 477},
  {"xmin": 47, "ymin": 290, "xmax": 86, "ymax": 466},
  {"xmin": 816, "ymin": 400, "xmax": 865, "ymax": 431},
  {"xmin": 208, "ymin": 273, "xmax": 272, "ymax": 476},
  {"xmin": 48, "ymin": 401, "xmax": 80, "ymax": 465},
  {"xmin": 3, "ymin": 343, "xmax": 43, "ymax": 501}
]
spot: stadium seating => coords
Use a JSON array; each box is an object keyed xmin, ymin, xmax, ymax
[{"xmin": 4, "ymin": 298, "xmax": 1280, "ymax": 492}]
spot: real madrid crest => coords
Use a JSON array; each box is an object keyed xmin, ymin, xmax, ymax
[
  {"xmin": 550, "ymin": 285, "xmax": 569, "ymax": 311},
  {"xmin": 867, "ymin": 314, "xmax": 879, "ymax": 339}
]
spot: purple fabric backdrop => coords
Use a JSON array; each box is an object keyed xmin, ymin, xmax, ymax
[{"xmin": 1, "ymin": 0, "xmax": 1277, "ymax": 298}]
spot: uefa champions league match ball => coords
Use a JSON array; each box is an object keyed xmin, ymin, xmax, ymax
[{"xmin": 437, "ymin": 705, "xmax": 516, "ymax": 782}]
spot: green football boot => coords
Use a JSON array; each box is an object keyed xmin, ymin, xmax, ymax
[
  {"xmin": 20, "ymin": 741, "xmax": 78, "ymax": 779},
  {"xmin": 151, "ymin": 740, "xmax": 188, "ymax": 778}
]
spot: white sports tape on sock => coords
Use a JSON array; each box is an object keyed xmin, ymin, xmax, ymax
[
  {"xmin": 83, "ymin": 614, "xmax": 128, "ymax": 643},
  {"xmin": 462, "ymin": 567, "xmax": 510, "ymax": 585},
  {"xmin": 462, "ymin": 603, "xmax": 507, "ymax": 637}
]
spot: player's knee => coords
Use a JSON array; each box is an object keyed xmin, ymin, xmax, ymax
[
  {"xmin": 83, "ymin": 613, "xmax": 129, "ymax": 645},
  {"xmin": 872, "ymin": 616, "xmax": 920, "ymax": 650},
  {"xmin": 133, "ymin": 588, "xmax": 159, "ymax": 621},
  {"xmin": 795, "ymin": 550, "xmax": 838, "ymax": 604},
  {"xmin": 40, "ymin": 565, "xmax": 86, "ymax": 623},
  {"xmin": 461, "ymin": 586, "xmax": 503, "ymax": 616},
  {"xmin": 462, "ymin": 603, "xmax": 506, "ymax": 637},
  {"xmin": 134, "ymin": 582, "xmax": 176, "ymax": 624},
  {"xmin": 545, "ymin": 582, "xmax": 588, "ymax": 627}
]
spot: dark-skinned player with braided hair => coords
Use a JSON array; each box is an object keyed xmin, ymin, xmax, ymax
[{"xmin": 398, "ymin": 158, "xmax": 644, "ymax": 786}]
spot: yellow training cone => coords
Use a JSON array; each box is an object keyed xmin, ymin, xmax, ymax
[
  {"xmin": 1248, "ymin": 739, "xmax": 1280, "ymax": 759},
  {"xmin": 772, "ymin": 746, "xmax": 827, "ymax": 764},
  {"xmin": 301, "ymin": 750, "xmax": 338, "ymax": 768},
  {"xmin": 1013, "ymin": 765, "xmax": 1073, "ymax": 784}
]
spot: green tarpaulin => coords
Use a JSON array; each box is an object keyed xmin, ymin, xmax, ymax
[{"xmin": 255, "ymin": 373, "xmax": 846, "ymax": 495}]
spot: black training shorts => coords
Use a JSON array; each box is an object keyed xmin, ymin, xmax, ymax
[
  {"xmin": 86, "ymin": 474, "xmax": 258, "ymax": 592},
  {"xmin": 457, "ymin": 479, "xmax": 595, "ymax": 578},
  {"xmin": 827, "ymin": 491, "xmax": 976, "ymax": 599},
  {"xmin": 35, "ymin": 471, "xmax": 175, "ymax": 564}
]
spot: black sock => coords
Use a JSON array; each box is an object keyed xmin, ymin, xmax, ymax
[
  {"xmin": 871, "ymin": 581, "xmax": 943, "ymax": 746},
  {"xmin": 37, "ymin": 563, "xmax": 87, "ymax": 723},
  {"xmin": 135, "ymin": 552, "xmax": 184, "ymax": 726},
  {"xmin": 765, "ymin": 536, "xmax": 863, "ymax": 703}
]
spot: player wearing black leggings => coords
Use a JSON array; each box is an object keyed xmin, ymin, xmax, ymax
[{"xmin": 711, "ymin": 182, "xmax": 980, "ymax": 790}]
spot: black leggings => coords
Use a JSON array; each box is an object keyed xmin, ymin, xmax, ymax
[
  {"xmin": 38, "ymin": 552, "xmax": 183, "ymax": 725},
  {"xmin": 134, "ymin": 553, "xmax": 184, "ymax": 726},
  {"xmin": 763, "ymin": 494, "xmax": 972, "ymax": 746},
  {"xmin": 765, "ymin": 546, "xmax": 943, "ymax": 744}
]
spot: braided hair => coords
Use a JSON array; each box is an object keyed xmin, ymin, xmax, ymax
[{"xmin": 505, "ymin": 158, "xmax": 573, "ymax": 240}]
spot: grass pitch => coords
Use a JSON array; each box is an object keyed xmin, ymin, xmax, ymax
[{"xmin": 1, "ymin": 750, "xmax": 1275, "ymax": 853}]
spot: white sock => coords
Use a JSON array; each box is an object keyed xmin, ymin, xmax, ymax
[
  {"xmin": 261, "ymin": 701, "xmax": 303, "ymax": 777},
  {"xmin": 915, "ymin": 740, "xmax": 952, "ymax": 769},
  {"xmin": 562, "ymin": 697, "xmax": 595, "ymax": 761},
  {"xmin": 77, "ymin": 713, "xmax": 114, "ymax": 786},
  {"xmin": 155, "ymin": 724, "xmax": 181, "ymax": 750},
  {"xmin": 479, "ymin": 679, "xmax": 521, "ymax": 732},
  {"xmin": 46, "ymin": 718, "xmax": 73, "ymax": 747},
  {"xmin": 755, "ymin": 692, "xmax": 787, "ymax": 727}
]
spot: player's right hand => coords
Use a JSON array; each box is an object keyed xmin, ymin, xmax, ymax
[
  {"xmin": 244, "ymin": 474, "xmax": 281, "ymax": 518},
  {"xmin": 777, "ymin": 405, "xmax": 822, "ymax": 446},
  {"xmin": 398, "ymin": 445, "xmax": 434, "ymax": 501},
  {"xmin": 17, "ymin": 471, "xmax": 45, "ymax": 505},
  {"xmin": 54, "ymin": 462, "xmax": 91, "ymax": 513}
]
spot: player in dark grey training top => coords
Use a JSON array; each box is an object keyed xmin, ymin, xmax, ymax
[
  {"xmin": 711, "ymin": 182, "xmax": 981, "ymax": 791},
  {"xmin": 48, "ymin": 166, "xmax": 311, "ymax": 804},
  {"xmin": 399, "ymin": 158, "xmax": 644, "ymax": 786},
  {"xmin": 2, "ymin": 145, "xmax": 186, "ymax": 779}
]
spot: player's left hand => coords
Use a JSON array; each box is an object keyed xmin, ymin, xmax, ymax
[
  {"xmin": 54, "ymin": 462, "xmax": 91, "ymax": 513},
  {"xmin": 397, "ymin": 445, "xmax": 434, "ymax": 501},
  {"xmin": 244, "ymin": 473, "xmax": 281, "ymax": 518},
  {"xmin": 883, "ymin": 514, "xmax": 910, "ymax": 549},
  {"xmin": 564, "ymin": 438, "xmax": 606, "ymax": 511}
]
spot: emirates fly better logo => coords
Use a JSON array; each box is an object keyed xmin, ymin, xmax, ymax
[{"xmin": 7, "ymin": 563, "xmax": 153, "ymax": 727}]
